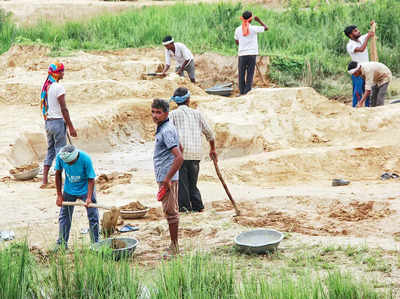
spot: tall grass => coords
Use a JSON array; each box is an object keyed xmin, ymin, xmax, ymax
[
  {"xmin": 0, "ymin": 243, "xmax": 393, "ymax": 298},
  {"xmin": 0, "ymin": 243, "xmax": 41, "ymax": 299},
  {"xmin": 154, "ymin": 254, "xmax": 235, "ymax": 298},
  {"xmin": 45, "ymin": 247, "xmax": 141, "ymax": 298},
  {"xmin": 0, "ymin": 0, "xmax": 399, "ymax": 96}
]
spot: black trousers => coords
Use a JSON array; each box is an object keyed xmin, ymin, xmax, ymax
[
  {"xmin": 178, "ymin": 160, "xmax": 204, "ymax": 212},
  {"xmin": 238, "ymin": 55, "xmax": 257, "ymax": 95}
]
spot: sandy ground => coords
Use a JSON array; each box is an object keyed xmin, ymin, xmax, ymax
[
  {"xmin": 1, "ymin": 43, "xmax": 400, "ymax": 271},
  {"xmin": 0, "ymin": 0, "xmax": 284, "ymax": 25}
]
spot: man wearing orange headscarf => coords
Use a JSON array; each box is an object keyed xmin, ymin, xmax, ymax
[
  {"xmin": 40, "ymin": 62, "xmax": 77, "ymax": 188},
  {"xmin": 234, "ymin": 11, "xmax": 268, "ymax": 95}
]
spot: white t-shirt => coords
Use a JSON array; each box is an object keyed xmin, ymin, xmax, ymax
[
  {"xmin": 47, "ymin": 82, "xmax": 65, "ymax": 119},
  {"xmin": 234, "ymin": 25, "xmax": 265, "ymax": 56},
  {"xmin": 165, "ymin": 42, "xmax": 194, "ymax": 67},
  {"xmin": 346, "ymin": 34, "xmax": 369, "ymax": 63}
]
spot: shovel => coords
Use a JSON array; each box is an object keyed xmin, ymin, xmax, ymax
[
  {"xmin": 211, "ymin": 156, "xmax": 241, "ymax": 216},
  {"xmin": 62, "ymin": 201, "xmax": 112, "ymax": 209},
  {"xmin": 146, "ymin": 72, "xmax": 165, "ymax": 77}
]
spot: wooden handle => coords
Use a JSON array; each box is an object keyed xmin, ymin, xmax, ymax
[
  {"xmin": 370, "ymin": 22, "xmax": 378, "ymax": 62},
  {"xmin": 62, "ymin": 201, "xmax": 112, "ymax": 210},
  {"xmin": 212, "ymin": 157, "xmax": 241, "ymax": 216},
  {"xmin": 256, "ymin": 61, "xmax": 267, "ymax": 86}
]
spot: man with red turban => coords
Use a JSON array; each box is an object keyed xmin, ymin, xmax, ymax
[{"xmin": 40, "ymin": 62, "xmax": 77, "ymax": 188}]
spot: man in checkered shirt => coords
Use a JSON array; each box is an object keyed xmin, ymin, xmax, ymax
[{"xmin": 169, "ymin": 87, "xmax": 217, "ymax": 212}]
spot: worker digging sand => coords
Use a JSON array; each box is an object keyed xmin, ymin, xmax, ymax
[
  {"xmin": 161, "ymin": 35, "xmax": 196, "ymax": 83},
  {"xmin": 40, "ymin": 62, "xmax": 77, "ymax": 189},
  {"xmin": 348, "ymin": 61, "xmax": 392, "ymax": 107},
  {"xmin": 54, "ymin": 145, "xmax": 99, "ymax": 250},
  {"xmin": 151, "ymin": 99, "xmax": 183, "ymax": 257}
]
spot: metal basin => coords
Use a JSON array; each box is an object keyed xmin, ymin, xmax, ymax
[
  {"xmin": 91, "ymin": 237, "xmax": 139, "ymax": 260},
  {"xmin": 11, "ymin": 167, "xmax": 40, "ymax": 181},
  {"xmin": 234, "ymin": 229, "xmax": 284, "ymax": 254},
  {"xmin": 120, "ymin": 208, "xmax": 150, "ymax": 219},
  {"xmin": 205, "ymin": 83, "xmax": 233, "ymax": 97}
]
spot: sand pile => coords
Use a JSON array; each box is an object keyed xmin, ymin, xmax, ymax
[
  {"xmin": 96, "ymin": 172, "xmax": 132, "ymax": 192},
  {"xmin": 120, "ymin": 201, "xmax": 147, "ymax": 211},
  {"xmin": 327, "ymin": 200, "xmax": 392, "ymax": 221}
]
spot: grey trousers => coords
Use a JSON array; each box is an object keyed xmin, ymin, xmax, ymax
[
  {"xmin": 238, "ymin": 55, "xmax": 257, "ymax": 95},
  {"xmin": 175, "ymin": 60, "xmax": 195, "ymax": 81},
  {"xmin": 371, "ymin": 83, "xmax": 389, "ymax": 107},
  {"xmin": 44, "ymin": 118, "xmax": 66, "ymax": 166}
]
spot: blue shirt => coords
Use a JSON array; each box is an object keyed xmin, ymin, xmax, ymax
[
  {"xmin": 153, "ymin": 119, "xmax": 179, "ymax": 183},
  {"xmin": 55, "ymin": 151, "xmax": 96, "ymax": 196}
]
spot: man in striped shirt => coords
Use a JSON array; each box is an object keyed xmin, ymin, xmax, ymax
[{"xmin": 169, "ymin": 87, "xmax": 217, "ymax": 212}]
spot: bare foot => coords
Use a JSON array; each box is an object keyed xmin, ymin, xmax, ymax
[{"xmin": 40, "ymin": 183, "xmax": 56, "ymax": 189}]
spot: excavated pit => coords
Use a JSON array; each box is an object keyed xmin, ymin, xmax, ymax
[{"xmin": 2, "ymin": 45, "xmax": 400, "ymax": 255}]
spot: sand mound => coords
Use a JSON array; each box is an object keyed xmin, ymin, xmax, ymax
[
  {"xmin": 120, "ymin": 201, "xmax": 147, "ymax": 211},
  {"xmin": 96, "ymin": 172, "xmax": 132, "ymax": 192},
  {"xmin": 327, "ymin": 200, "xmax": 392, "ymax": 221}
]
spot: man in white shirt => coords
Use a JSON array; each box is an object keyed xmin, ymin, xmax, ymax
[
  {"xmin": 234, "ymin": 11, "xmax": 268, "ymax": 95},
  {"xmin": 344, "ymin": 23, "xmax": 374, "ymax": 107},
  {"xmin": 161, "ymin": 35, "xmax": 196, "ymax": 83},
  {"xmin": 40, "ymin": 62, "xmax": 77, "ymax": 188},
  {"xmin": 348, "ymin": 61, "xmax": 392, "ymax": 107}
]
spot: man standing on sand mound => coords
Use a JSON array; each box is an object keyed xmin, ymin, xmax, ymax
[
  {"xmin": 40, "ymin": 62, "xmax": 77, "ymax": 188},
  {"xmin": 234, "ymin": 11, "xmax": 268, "ymax": 95}
]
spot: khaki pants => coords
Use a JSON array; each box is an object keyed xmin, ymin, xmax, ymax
[{"xmin": 158, "ymin": 181, "xmax": 179, "ymax": 224}]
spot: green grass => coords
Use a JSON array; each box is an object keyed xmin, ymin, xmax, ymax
[
  {"xmin": 0, "ymin": 0, "xmax": 400, "ymax": 97},
  {"xmin": 0, "ymin": 242, "xmax": 393, "ymax": 298}
]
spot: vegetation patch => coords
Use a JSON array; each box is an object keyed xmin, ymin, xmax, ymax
[{"xmin": 0, "ymin": 0, "xmax": 399, "ymax": 97}]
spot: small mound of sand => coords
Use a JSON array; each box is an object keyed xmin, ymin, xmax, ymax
[
  {"xmin": 328, "ymin": 200, "xmax": 392, "ymax": 221},
  {"xmin": 120, "ymin": 201, "xmax": 147, "ymax": 211},
  {"xmin": 96, "ymin": 172, "xmax": 132, "ymax": 192},
  {"xmin": 111, "ymin": 239, "xmax": 126, "ymax": 250},
  {"xmin": 234, "ymin": 211, "xmax": 303, "ymax": 232},
  {"xmin": 147, "ymin": 207, "xmax": 163, "ymax": 220},
  {"xmin": 9, "ymin": 162, "xmax": 39, "ymax": 175}
]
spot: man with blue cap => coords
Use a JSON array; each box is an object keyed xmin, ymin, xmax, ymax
[
  {"xmin": 54, "ymin": 144, "xmax": 99, "ymax": 249},
  {"xmin": 169, "ymin": 87, "xmax": 217, "ymax": 212}
]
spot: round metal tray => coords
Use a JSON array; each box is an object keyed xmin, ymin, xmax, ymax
[
  {"xmin": 234, "ymin": 229, "xmax": 284, "ymax": 254},
  {"xmin": 91, "ymin": 237, "xmax": 139, "ymax": 260},
  {"xmin": 11, "ymin": 167, "xmax": 40, "ymax": 181},
  {"xmin": 120, "ymin": 208, "xmax": 150, "ymax": 219}
]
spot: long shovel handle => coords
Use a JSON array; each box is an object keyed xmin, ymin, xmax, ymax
[
  {"xmin": 62, "ymin": 201, "xmax": 112, "ymax": 210},
  {"xmin": 212, "ymin": 157, "xmax": 241, "ymax": 216}
]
